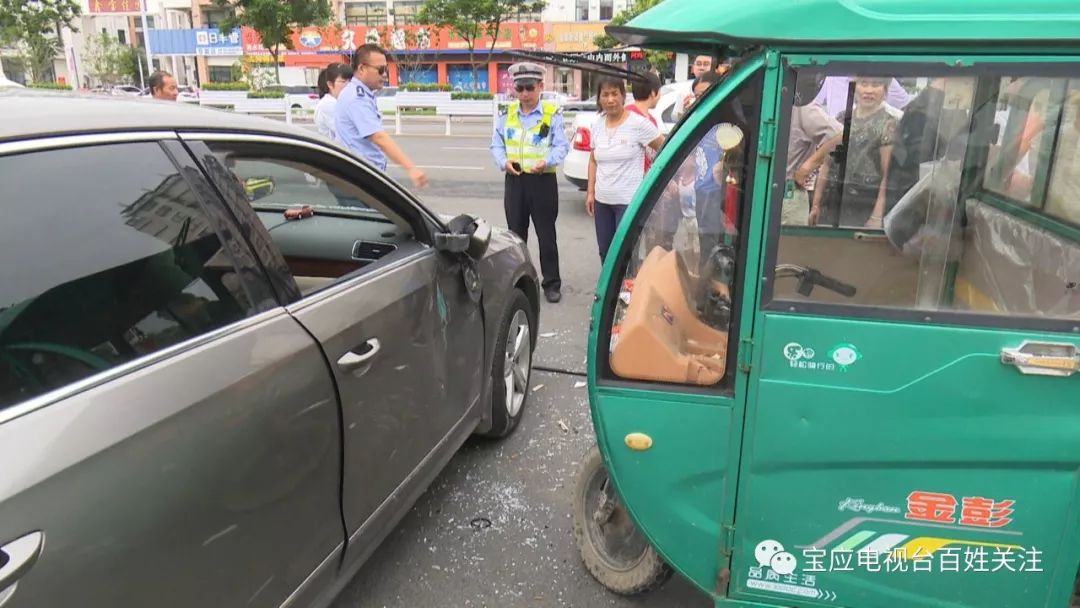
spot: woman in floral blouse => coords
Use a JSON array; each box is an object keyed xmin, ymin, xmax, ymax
[{"xmin": 812, "ymin": 77, "xmax": 899, "ymax": 228}]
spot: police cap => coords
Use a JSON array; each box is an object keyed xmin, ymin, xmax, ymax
[{"xmin": 508, "ymin": 62, "xmax": 545, "ymax": 85}]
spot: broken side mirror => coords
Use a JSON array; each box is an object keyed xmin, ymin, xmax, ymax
[{"xmin": 435, "ymin": 214, "xmax": 491, "ymax": 259}]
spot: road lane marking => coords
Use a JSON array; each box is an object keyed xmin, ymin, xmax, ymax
[{"xmin": 390, "ymin": 164, "xmax": 485, "ymax": 171}]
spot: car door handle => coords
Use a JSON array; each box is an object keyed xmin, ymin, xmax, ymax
[
  {"xmin": 1001, "ymin": 341, "xmax": 1079, "ymax": 377},
  {"xmin": 0, "ymin": 531, "xmax": 44, "ymax": 606},
  {"xmin": 337, "ymin": 338, "xmax": 381, "ymax": 369}
]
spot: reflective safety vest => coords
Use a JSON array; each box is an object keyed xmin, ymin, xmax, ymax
[{"xmin": 503, "ymin": 101, "xmax": 559, "ymax": 174}]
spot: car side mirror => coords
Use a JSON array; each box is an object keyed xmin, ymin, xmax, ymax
[{"xmin": 435, "ymin": 214, "xmax": 491, "ymax": 259}]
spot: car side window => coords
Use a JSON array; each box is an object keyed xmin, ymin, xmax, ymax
[
  {"xmin": 0, "ymin": 142, "xmax": 261, "ymax": 411},
  {"xmin": 204, "ymin": 142, "xmax": 422, "ymax": 298}
]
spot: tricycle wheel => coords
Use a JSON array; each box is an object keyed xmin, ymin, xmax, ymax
[{"xmin": 572, "ymin": 446, "xmax": 672, "ymax": 595}]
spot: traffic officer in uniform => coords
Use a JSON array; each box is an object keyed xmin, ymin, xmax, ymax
[
  {"xmin": 490, "ymin": 62, "xmax": 570, "ymax": 303},
  {"xmin": 337, "ymin": 43, "xmax": 428, "ymax": 189}
]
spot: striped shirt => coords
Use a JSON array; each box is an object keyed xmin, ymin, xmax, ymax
[{"xmin": 590, "ymin": 112, "xmax": 660, "ymax": 206}]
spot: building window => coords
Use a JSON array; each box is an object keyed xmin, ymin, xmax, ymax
[
  {"xmin": 599, "ymin": 0, "xmax": 614, "ymax": 20},
  {"xmin": 208, "ymin": 66, "xmax": 233, "ymax": 83},
  {"xmin": 202, "ymin": 9, "xmax": 232, "ymax": 29},
  {"xmin": 575, "ymin": 0, "xmax": 590, "ymax": 20},
  {"xmin": 117, "ymin": 29, "xmax": 127, "ymax": 45},
  {"xmin": 345, "ymin": 1, "xmax": 388, "ymax": 26},
  {"xmin": 509, "ymin": 9, "xmax": 541, "ymax": 21},
  {"xmin": 392, "ymin": 0, "xmax": 423, "ymax": 25}
]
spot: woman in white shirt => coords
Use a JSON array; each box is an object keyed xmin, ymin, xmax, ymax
[
  {"xmin": 314, "ymin": 62, "xmax": 354, "ymax": 140},
  {"xmin": 587, "ymin": 77, "xmax": 665, "ymax": 263}
]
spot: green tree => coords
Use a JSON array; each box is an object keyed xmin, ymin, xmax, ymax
[
  {"xmin": 120, "ymin": 45, "xmax": 147, "ymax": 85},
  {"xmin": 213, "ymin": 0, "xmax": 332, "ymax": 83},
  {"xmin": 593, "ymin": 0, "xmax": 669, "ymax": 73},
  {"xmin": 84, "ymin": 32, "xmax": 127, "ymax": 86},
  {"xmin": 418, "ymin": 0, "xmax": 544, "ymax": 92},
  {"xmin": 0, "ymin": 0, "xmax": 81, "ymax": 83}
]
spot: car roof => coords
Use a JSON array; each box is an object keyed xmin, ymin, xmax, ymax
[
  {"xmin": 612, "ymin": 0, "xmax": 1080, "ymax": 51},
  {"xmin": 0, "ymin": 90, "xmax": 322, "ymax": 144}
]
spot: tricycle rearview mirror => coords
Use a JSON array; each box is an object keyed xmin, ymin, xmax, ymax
[{"xmin": 714, "ymin": 123, "xmax": 744, "ymax": 150}]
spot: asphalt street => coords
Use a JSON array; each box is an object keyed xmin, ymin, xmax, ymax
[{"xmin": 320, "ymin": 120, "xmax": 713, "ymax": 608}]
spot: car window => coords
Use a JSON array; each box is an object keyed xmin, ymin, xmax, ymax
[
  {"xmin": 0, "ymin": 142, "xmax": 261, "ymax": 411},
  {"xmin": 204, "ymin": 141, "xmax": 420, "ymax": 297},
  {"xmin": 211, "ymin": 145, "xmax": 407, "ymax": 222}
]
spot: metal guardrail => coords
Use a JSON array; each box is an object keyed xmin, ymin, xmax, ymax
[
  {"xmin": 199, "ymin": 92, "xmax": 316, "ymax": 125},
  {"xmin": 435, "ymin": 100, "xmax": 499, "ymax": 135},
  {"xmin": 196, "ymin": 90, "xmax": 504, "ymax": 133}
]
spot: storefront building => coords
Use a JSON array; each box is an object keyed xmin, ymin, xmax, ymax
[{"xmin": 237, "ymin": 22, "xmax": 545, "ymax": 92}]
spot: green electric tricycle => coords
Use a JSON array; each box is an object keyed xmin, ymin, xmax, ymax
[{"xmin": 569, "ymin": 1, "xmax": 1080, "ymax": 607}]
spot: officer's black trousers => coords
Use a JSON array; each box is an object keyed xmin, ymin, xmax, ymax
[{"xmin": 504, "ymin": 172, "xmax": 560, "ymax": 291}]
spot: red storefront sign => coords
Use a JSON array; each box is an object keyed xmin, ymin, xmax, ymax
[
  {"xmin": 241, "ymin": 22, "xmax": 544, "ymax": 58},
  {"xmin": 88, "ymin": 0, "xmax": 141, "ymax": 13}
]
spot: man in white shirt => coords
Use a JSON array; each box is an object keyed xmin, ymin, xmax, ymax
[{"xmin": 672, "ymin": 55, "xmax": 715, "ymax": 121}]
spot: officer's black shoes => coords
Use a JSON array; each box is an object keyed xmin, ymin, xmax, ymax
[{"xmin": 544, "ymin": 288, "xmax": 562, "ymax": 303}]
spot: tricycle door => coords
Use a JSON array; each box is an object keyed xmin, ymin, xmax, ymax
[
  {"xmin": 729, "ymin": 58, "xmax": 1080, "ymax": 608},
  {"xmin": 587, "ymin": 54, "xmax": 773, "ymax": 596}
]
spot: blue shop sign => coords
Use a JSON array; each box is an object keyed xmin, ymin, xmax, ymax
[{"xmin": 195, "ymin": 28, "xmax": 242, "ymax": 56}]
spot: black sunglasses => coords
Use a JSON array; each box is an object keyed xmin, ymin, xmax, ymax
[
  {"xmin": 515, "ymin": 83, "xmax": 536, "ymax": 92},
  {"xmin": 364, "ymin": 64, "xmax": 388, "ymax": 76}
]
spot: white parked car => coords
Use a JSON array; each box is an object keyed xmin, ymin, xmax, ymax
[
  {"xmin": 562, "ymin": 89, "xmax": 680, "ymax": 190},
  {"xmin": 110, "ymin": 85, "xmax": 143, "ymax": 97},
  {"xmin": 262, "ymin": 84, "xmax": 320, "ymax": 112}
]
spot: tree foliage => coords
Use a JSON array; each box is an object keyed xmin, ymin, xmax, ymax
[
  {"xmin": 592, "ymin": 0, "xmax": 669, "ymax": 72},
  {"xmin": 213, "ymin": 0, "xmax": 331, "ymax": 82},
  {"xmin": 592, "ymin": 0, "xmax": 662, "ymax": 49},
  {"xmin": 83, "ymin": 32, "xmax": 127, "ymax": 86},
  {"xmin": 0, "ymin": 0, "xmax": 81, "ymax": 82},
  {"xmin": 418, "ymin": 0, "xmax": 544, "ymax": 91}
]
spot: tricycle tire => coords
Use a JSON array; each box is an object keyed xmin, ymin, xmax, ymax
[{"xmin": 572, "ymin": 446, "xmax": 672, "ymax": 595}]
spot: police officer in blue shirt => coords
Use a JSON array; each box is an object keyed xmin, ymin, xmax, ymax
[
  {"xmin": 336, "ymin": 44, "xmax": 428, "ymax": 189},
  {"xmin": 490, "ymin": 62, "xmax": 570, "ymax": 303}
]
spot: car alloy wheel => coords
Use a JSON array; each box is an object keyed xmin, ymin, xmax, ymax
[{"xmin": 503, "ymin": 309, "xmax": 531, "ymax": 418}]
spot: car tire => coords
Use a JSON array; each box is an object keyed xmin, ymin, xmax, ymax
[
  {"xmin": 480, "ymin": 289, "xmax": 534, "ymax": 439},
  {"xmin": 573, "ymin": 446, "xmax": 672, "ymax": 596}
]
